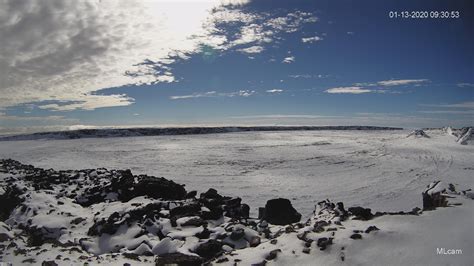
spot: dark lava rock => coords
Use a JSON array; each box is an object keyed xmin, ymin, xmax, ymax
[
  {"xmin": 122, "ymin": 175, "xmax": 187, "ymax": 201},
  {"xmin": 317, "ymin": 237, "xmax": 333, "ymax": 250},
  {"xmin": 265, "ymin": 249, "xmax": 281, "ymax": 260},
  {"xmin": 230, "ymin": 228, "xmax": 245, "ymax": 241},
  {"xmin": 249, "ymin": 236, "xmax": 261, "ymax": 247},
  {"xmin": 350, "ymin": 233, "xmax": 362, "ymax": 240},
  {"xmin": 41, "ymin": 260, "xmax": 58, "ymax": 266},
  {"xmin": 77, "ymin": 170, "xmax": 186, "ymax": 206},
  {"xmin": 313, "ymin": 220, "xmax": 330, "ymax": 233},
  {"xmin": 170, "ymin": 204, "xmax": 201, "ymax": 220},
  {"xmin": 0, "ymin": 185, "xmax": 24, "ymax": 221},
  {"xmin": 261, "ymin": 198, "xmax": 301, "ymax": 225},
  {"xmin": 200, "ymin": 206, "xmax": 224, "ymax": 220},
  {"xmin": 335, "ymin": 202, "xmax": 349, "ymax": 220},
  {"xmin": 216, "ymin": 257, "xmax": 229, "ymax": 263},
  {"xmin": 302, "ymin": 247, "xmax": 311, "ymax": 254},
  {"xmin": 155, "ymin": 253, "xmax": 203, "ymax": 266},
  {"xmin": 365, "ymin": 226, "xmax": 380, "ymax": 233},
  {"xmin": 195, "ymin": 228, "xmax": 211, "ymax": 239},
  {"xmin": 88, "ymin": 203, "xmax": 163, "ymax": 236},
  {"xmin": 223, "ymin": 197, "xmax": 250, "ymax": 219},
  {"xmin": 186, "ymin": 190, "xmax": 197, "ymax": 199},
  {"xmin": 181, "ymin": 217, "xmax": 206, "ymax": 227},
  {"xmin": 348, "ymin": 207, "xmax": 373, "ymax": 220},
  {"xmin": 422, "ymin": 181, "xmax": 448, "ymax": 210},
  {"xmin": 195, "ymin": 239, "xmax": 223, "ymax": 260},
  {"xmin": 70, "ymin": 217, "xmax": 86, "ymax": 225},
  {"xmin": 0, "ymin": 232, "xmax": 11, "ymax": 242}
]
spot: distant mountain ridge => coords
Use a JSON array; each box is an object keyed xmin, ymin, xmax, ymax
[{"xmin": 0, "ymin": 126, "xmax": 403, "ymax": 141}]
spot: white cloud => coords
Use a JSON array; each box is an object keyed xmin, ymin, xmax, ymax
[
  {"xmin": 457, "ymin": 83, "xmax": 474, "ymax": 88},
  {"xmin": 170, "ymin": 90, "xmax": 255, "ymax": 100},
  {"xmin": 237, "ymin": 45, "xmax": 265, "ymax": 54},
  {"xmin": 325, "ymin": 87, "xmax": 372, "ymax": 94},
  {"xmin": 237, "ymin": 90, "xmax": 255, "ymax": 97},
  {"xmin": 420, "ymin": 101, "xmax": 474, "ymax": 109},
  {"xmin": 282, "ymin": 56, "xmax": 295, "ymax": 64},
  {"xmin": 265, "ymin": 11, "xmax": 317, "ymax": 33},
  {"xmin": 0, "ymin": 0, "xmax": 318, "ymax": 112},
  {"xmin": 170, "ymin": 91, "xmax": 217, "ymax": 100},
  {"xmin": 301, "ymin": 36, "xmax": 322, "ymax": 43},
  {"xmin": 377, "ymin": 79, "xmax": 428, "ymax": 86},
  {"xmin": 266, "ymin": 89, "xmax": 283, "ymax": 93}
]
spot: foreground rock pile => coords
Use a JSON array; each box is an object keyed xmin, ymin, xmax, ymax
[{"xmin": 0, "ymin": 159, "xmax": 471, "ymax": 265}]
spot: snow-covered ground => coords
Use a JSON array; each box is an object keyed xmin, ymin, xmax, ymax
[
  {"xmin": 0, "ymin": 129, "xmax": 472, "ymax": 216},
  {"xmin": 0, "ymin": 128, "xmax": 473, "ymax": 265}
]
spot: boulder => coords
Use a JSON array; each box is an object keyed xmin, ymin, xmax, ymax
[
  {"xmin": 348, "ymin": 207, "xmax": 373, "ymax": 220},
  {"xmin": 0, "ymin": 185, "xmax": 24, "ymax": 221},
  {"xmin": 155, "ymin": 253, "xmax": 203, "ymax": 266},
  {"xmin": 422, "ymin": 181, "xmax": 449, "ymax": 210},
  {"xmin": 261, "ymin": 198, "xmax": 302, "ymax": 225},
  {"xmin": 194, "ymin": 239, "xmax": 223, "ymax": 260}
]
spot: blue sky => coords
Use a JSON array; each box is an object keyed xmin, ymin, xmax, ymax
[{"xmin": 0, "ymin": 0, "xmax": 472, "ymax": 134}]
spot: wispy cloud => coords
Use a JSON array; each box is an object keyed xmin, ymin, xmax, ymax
[
  {"xmin": 377, "ymin": 79, "xmax": 428, "ymax": 86},
  {"xmin": 289, "ymin": 74, "xmax": 330, "ymax": 79},
  {"xmin": 419, "ymin": 101, "xmax": 474, "ymax": 115},
  {"xmin": 420, "ymin": 101, "xmax": 474, "ymax": 109},
  {"xmin": 230, "ymin": 114, "xmax": 333, "ymax": 119},
  {"xmin": 325, "ymin": 87, "xmax": 372, "ymax": 94},
  {"xmin": 457, "ymin": 83, "xmax": 474, "ymax": 88},
  {"xmin": 419, "ymin": 110, "xmax": 474, "ymax": 114},
  {"xmin": 301, "ymin": 36, "xmax": 322, "ymax": 43},
  {"xmin": 266, "ymin": 89, "xmax": 283, "ymax": 93},
  {"xmin": 237, "ymin": 45, "xmax": 265, "ymax": 54},
  {"xmin": 0, "ymin": 113, "xmax": 75, "ymax": 122},
  {"xmin": 170, "ymin": 90, "xmax": 256, "ymax": 100},
  {"xmin": 282, "ymin": 56, "xmax": 295, "ymax": 64}
]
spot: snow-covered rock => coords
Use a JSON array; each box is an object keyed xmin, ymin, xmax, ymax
[
  {"xmin": 0, "ymin": 157, "xmax": 472, "ymax": 265},
  {"xmin": 407, "ymin": 129, "xmax": 430, "ymax": 138},
  {"xmin": 456, "ymin": 127, "xmax": 473, "ymax": 145}
]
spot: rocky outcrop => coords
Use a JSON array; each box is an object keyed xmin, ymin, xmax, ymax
[
  {"xmin": 456, "ymin": 127, "xmax": 473, "ymax": 145},
  {"xmin": 1, "ymin": 159, "xmax": 471, "ymax": 265},
  {"xmin": 0, "ymin": 185, "xmax": 24, "ymax": 221},
  {"xmin": 259, "ymin": 198, "xmax": 302, "ymax": 225}
]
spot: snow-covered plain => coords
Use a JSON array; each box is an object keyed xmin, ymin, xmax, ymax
[{"xmin": 0, "ymin": 129, "xmax": 472, "ymax": 216}]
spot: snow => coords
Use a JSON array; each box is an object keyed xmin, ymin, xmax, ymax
[
  {"xmin": 0, "ymin": 128, "xmax": 473, "ymax": 265},
  {"xmin": 1, "ymin": 129, "xmax": 472, "ymax": 217}
]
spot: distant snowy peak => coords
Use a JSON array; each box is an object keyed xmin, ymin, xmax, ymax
[
  {"xmin": 407, "ymin": 129, "xmax": 429, "ymax": 138},
  {"xmin": 0, "ymin": 126, "xmax": 403, "ymax": 141}
]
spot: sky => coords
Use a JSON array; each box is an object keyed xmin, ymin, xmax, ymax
[{"xmin": 0, "ymin": 0, "xmax": 473, "ymax": 135}]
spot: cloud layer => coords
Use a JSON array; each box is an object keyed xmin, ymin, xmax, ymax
[{"xmin": 0, "ymin": 0, "xmax": 317, "ymax": 111}]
